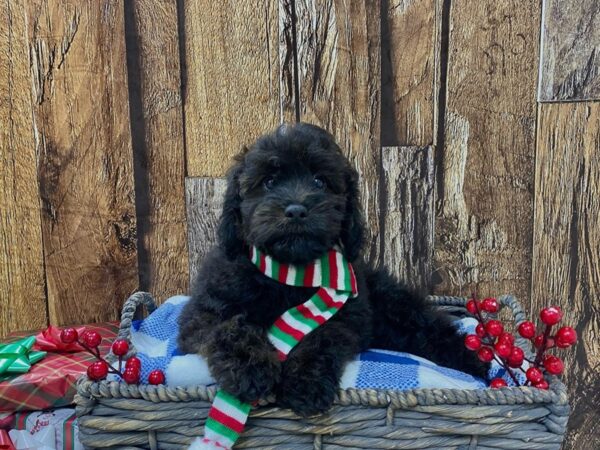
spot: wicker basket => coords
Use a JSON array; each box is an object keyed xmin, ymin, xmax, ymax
[{"xmin": 75, "ymin": 293, "xmax": 570, "ymax": 449}]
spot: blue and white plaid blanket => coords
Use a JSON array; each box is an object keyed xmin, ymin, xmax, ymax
[{"xmin": 114, "ymin": 295, "xmax": 525, "ymax": 389}]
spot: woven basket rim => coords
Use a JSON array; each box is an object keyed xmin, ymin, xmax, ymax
[{"xmin": 76, "ymin": 292, "xmax": 569, "ymax": 409}]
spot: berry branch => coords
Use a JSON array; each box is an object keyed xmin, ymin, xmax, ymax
[
  {"xmin": 463, "ymin": 295, "xmax": 577, "ymax": 389},
  {"xmin": 59, "ymin": 328, "xmax": 166, "ymax": 386}
]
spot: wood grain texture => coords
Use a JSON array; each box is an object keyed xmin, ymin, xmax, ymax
[
  {"xmin": 381, "ymin": 0, "xmax": 438, "ymax": 146},
  {"xmin": 532, "ymin": 103, "xmax": 600, "ymax": 450},
  {"xmin": 538, "ymin": 0, "xmax": 600, "ymax": 102},
  {"xmin": 0, "ymin": 0, "xmax": 47, "ymax": 337},
  {"xmin": 279, "ymin": 0, "xmax": 297, "ymax": 122},
  {"xmin": 182, "ymin": 0, "xmax": 293, "ymax": 177},
  {"xmin": 433, "ymin": 0, "xmax": 540, "ymax": 302},
  {"xmin": 185, "ymin": 177, "xmax": 227, "ymax": 286},
  {"xmin": 295, "ymin": 0, "xmax": 381, "ymax": 264},
  {"xmin": 125, "ymin": 0, "xmax": 189, "ymax": 302},
  {"xmin": 382, "ymin": 146, "xmax": 434, "ymax": 292},
  {"xmin": 29, "ymin": 0, "xmax": 138, "ymax": 325}
]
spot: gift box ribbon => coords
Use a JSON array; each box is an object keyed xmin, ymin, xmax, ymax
[
  {"xmin": 0, "ymin": 337, "xmax": 46, "ymax": 378},
  {"xmin": 34, "ymin": 326, "xmax": 84, "ymax": 353}
]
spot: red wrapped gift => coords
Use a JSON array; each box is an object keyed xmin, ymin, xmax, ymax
[
  {"xmin": 0, "ymin": 429, "xmax": 15, "ymax": 450},
  {"xmin": 0, "ymin": 323, "xmax": 118, "ymax": 412}
]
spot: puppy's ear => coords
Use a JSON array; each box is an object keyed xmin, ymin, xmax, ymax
[
  {"xmin": 218, "ymin": 151, "xmax": 246, "ymax": 259},
  {"xmin": 340, "ymin": 166, "xmax": 365, "ymax": 262}
]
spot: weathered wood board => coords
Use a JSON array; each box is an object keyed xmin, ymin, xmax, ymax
[
  {"xmin": 125, "ymin": 0, "xmax": 189, "ymax": 302},
  {"xmin": 381, "ymin": 0, "xmax": 438, "ymax": 146},
  {"xmin": 185, "ymin": 178, "xmax": 227, "ymax": 286},
  {"xmin": 0, "ymin": 0, "xmax": 47, "ymax": 336},
  {"xmin": 182, "ymin": 0, "xmax": 294, "ymax": 177},
  {"xmin": 294, "ymin": 0, "xmax": 382, "ymax": 265},
  {"xmin": 532, "ymin": 103, "xmax": 600, "ymax": 450},
  {"xmin": 30, "ymin": 0, "xmax": 139, "ymax": 325},
  {"xmin": 433, "ymin": 0, "xmax": 540, "ymax": 302},
  {"xmin": 382, "ymin": 147, "xmax": 435, "ymax": 292},
  {"xmin": 538, "ymin": 0, "xmax": 600, "ymax": 102}
]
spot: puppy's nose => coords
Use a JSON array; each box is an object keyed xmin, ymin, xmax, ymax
[{"xmin": 284, "ymin": 204, "xmax": 308, "ymax": 219}]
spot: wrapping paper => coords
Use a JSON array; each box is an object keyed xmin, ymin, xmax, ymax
[
  {"xmin": 0, "ymin": 323, "xmax": 118, "ymax": 412},
  {"xmin": 9, "ymin": 427, "xmax": 54, "ymax": 450},
  {"xmin": 0, "ymin": 429, "xmax": 15, "ymax": 450}
]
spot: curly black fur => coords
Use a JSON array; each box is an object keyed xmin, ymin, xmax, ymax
[{"xmin": 179, "ymin": 123, "xmax": 488, "ymax": 417}]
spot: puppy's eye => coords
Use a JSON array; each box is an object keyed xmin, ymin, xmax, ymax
[
  {"xmin": 263, "ymin": 176, "xmax": 275, "ymax": 190},
  {"xmin": 313, "ymin": 176, "xmax": 326, "ymax": 190}
]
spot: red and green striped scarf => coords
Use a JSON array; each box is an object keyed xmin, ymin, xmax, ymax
[{"xmin": 193, "ymin": 247, "xmax": 357, "ymax": 450}]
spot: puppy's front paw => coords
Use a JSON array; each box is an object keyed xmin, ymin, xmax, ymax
[
  {"xmin": 215, "ymin": 356, "xmax": 280, "ymax": 403},
  {"xmin": 277, "ymin": 359, "xmax": 337, "ymax": 417},
  {"xmin": 207, "ymin": 316, "xmax": 281, "ymax": 402}
]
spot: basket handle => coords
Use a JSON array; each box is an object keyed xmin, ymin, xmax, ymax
[
  {"xmin": 428, "ymin": 294, "xmax": 533, "ymax": 357},
  {"xmin": 427, "ymin": 294, "xmax": 528, "ymax": 324},
  {"xmin": 117, "ymin": 291, "xmax": 157, "ymax": 341}
]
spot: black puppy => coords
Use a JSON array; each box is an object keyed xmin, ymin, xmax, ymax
[{"xmin": 179, "ymin": 123, "xmax": 487, "ymax": 417}]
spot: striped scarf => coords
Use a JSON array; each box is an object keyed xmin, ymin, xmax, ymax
[{"xmin": 196, "ymin": 247, "xmax": 357, "ymax": 449}]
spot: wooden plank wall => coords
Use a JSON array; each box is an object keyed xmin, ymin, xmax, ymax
[
  {"xmin": 1, "ymin": 1, "xmax": 599, "ymax": 447},
  {"xmin": 434, "ymin": 0, "xmax": 540, "ymax": 303},
  {"xmin": 295, "ymin": 0, "xmax": 382, "ymax": 264},
  {"xmin": 124, "ymin": 0, "xmax": 189, "ymax": 301},
  {"xmin": 0, "ymin": 0, "xmax": 47, "ymax": 336},
  {"xmin": 532, "ymin": 103, "xmax": 600, "ymax": 447},
  {"xmin": 30, "ymin": 0, "xmax": 139, "ymax": 325},
  {"xmin": 533, "ymin": 2, "xmax": 600, "ymax": 447},
  {"xmin": 538, "ymin": 0, "xmax": 600, "ymax": 101},
  {"xmin": 182, "ymin": 0, "xmax": 294, "ymax": 178}
]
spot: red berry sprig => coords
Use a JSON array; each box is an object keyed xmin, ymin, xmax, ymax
[
  {"xmin": 59, "ymin": 328, "xmax": 165, "ymax": 386},
  {"xmin": 463, "ymin": 294, "xmax": 577, "ymax": 390}
]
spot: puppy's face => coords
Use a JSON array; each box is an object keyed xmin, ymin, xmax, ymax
[{"xmin": 219, "ymin": 123, "xmax": 364, "ymax": 265}]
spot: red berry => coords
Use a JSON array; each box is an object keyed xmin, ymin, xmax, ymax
[
  {"xmin": 148, "ymin": 369, "xmax": 166, "ymax": 385},
  {"xmin": 485, "ymin": 320, "xmax": 503, "ymax": 337},
  {"xmin": 490, "ymin": 378, "xmax": 508, "ymax": 388},
  {"xmin": 526, "ymin": 367, "xmax": 544, "ymax": 384},
  {"xmin": 122, "ymin": 367, "xmax": 140, "ymax": 384},
  {"xmin": 477, "ymin": 346, "xmax": 494, "ymax": 362},
  {"xmin": 125, "ymin": 356, "xmax": 141, "ymax": 370},
  {"xmin": 546, "ymin": 337, "xmax": 555, "ymax": 349},
  {"xmin": 555, "ymin": 326, "xmax": 577, "ymax": 348},
  {"xmin": 481, "ymin": 298, "xmax": 499, "ymax": 313},
  {"xmin": 112, "ymin": 339, "xmax": 129, "ymax": 356},
  {"xmin": 87, "ymin": 361, "xmax": 109, "ymax": 381},
  {"xmin": 518, "ymin": 321, "xmax": 536, "ymax": 339},
  {"xmin": 534, "ymin": 380, "xmax": 549, "ymax": 390},
  {"xmin": 498, "ymin": 332, "xmax": 515, "ymax": 346},
  {"xmin": 494, "ymin": 342, "xmax": 512, "ymax": 359},
  {"xmin": 82, "ymin": 330, "xmax": 102, "ymax": 348},
  {"xmin": 540, "ymin": 306, "xmax": 562, "ymax": 326},
  {"xmin": 475, "ymin": 323, "xmax": 486, "ymax": 337},
  {"xmin": 543, "ymin": 355, "xmax": 564, "ymax": 375},
  {"xmin": 60, "ymin": 328, "xmax": 78, "ymax": 344},
  {"xmin": 464, "ymin": 334, "xmax": 482, "ymax": 351},
  {"xmin": 507, "ymin": 346, "xmax": 525, "ymax": 368},
  {"xmin": 466, "ymin": 300, "xmax": 478, "ymax": 314}
]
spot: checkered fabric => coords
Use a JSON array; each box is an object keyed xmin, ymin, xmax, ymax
[{"xmin": 0, "ymin": 323, "xmax": 118, "ymax": 412}]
